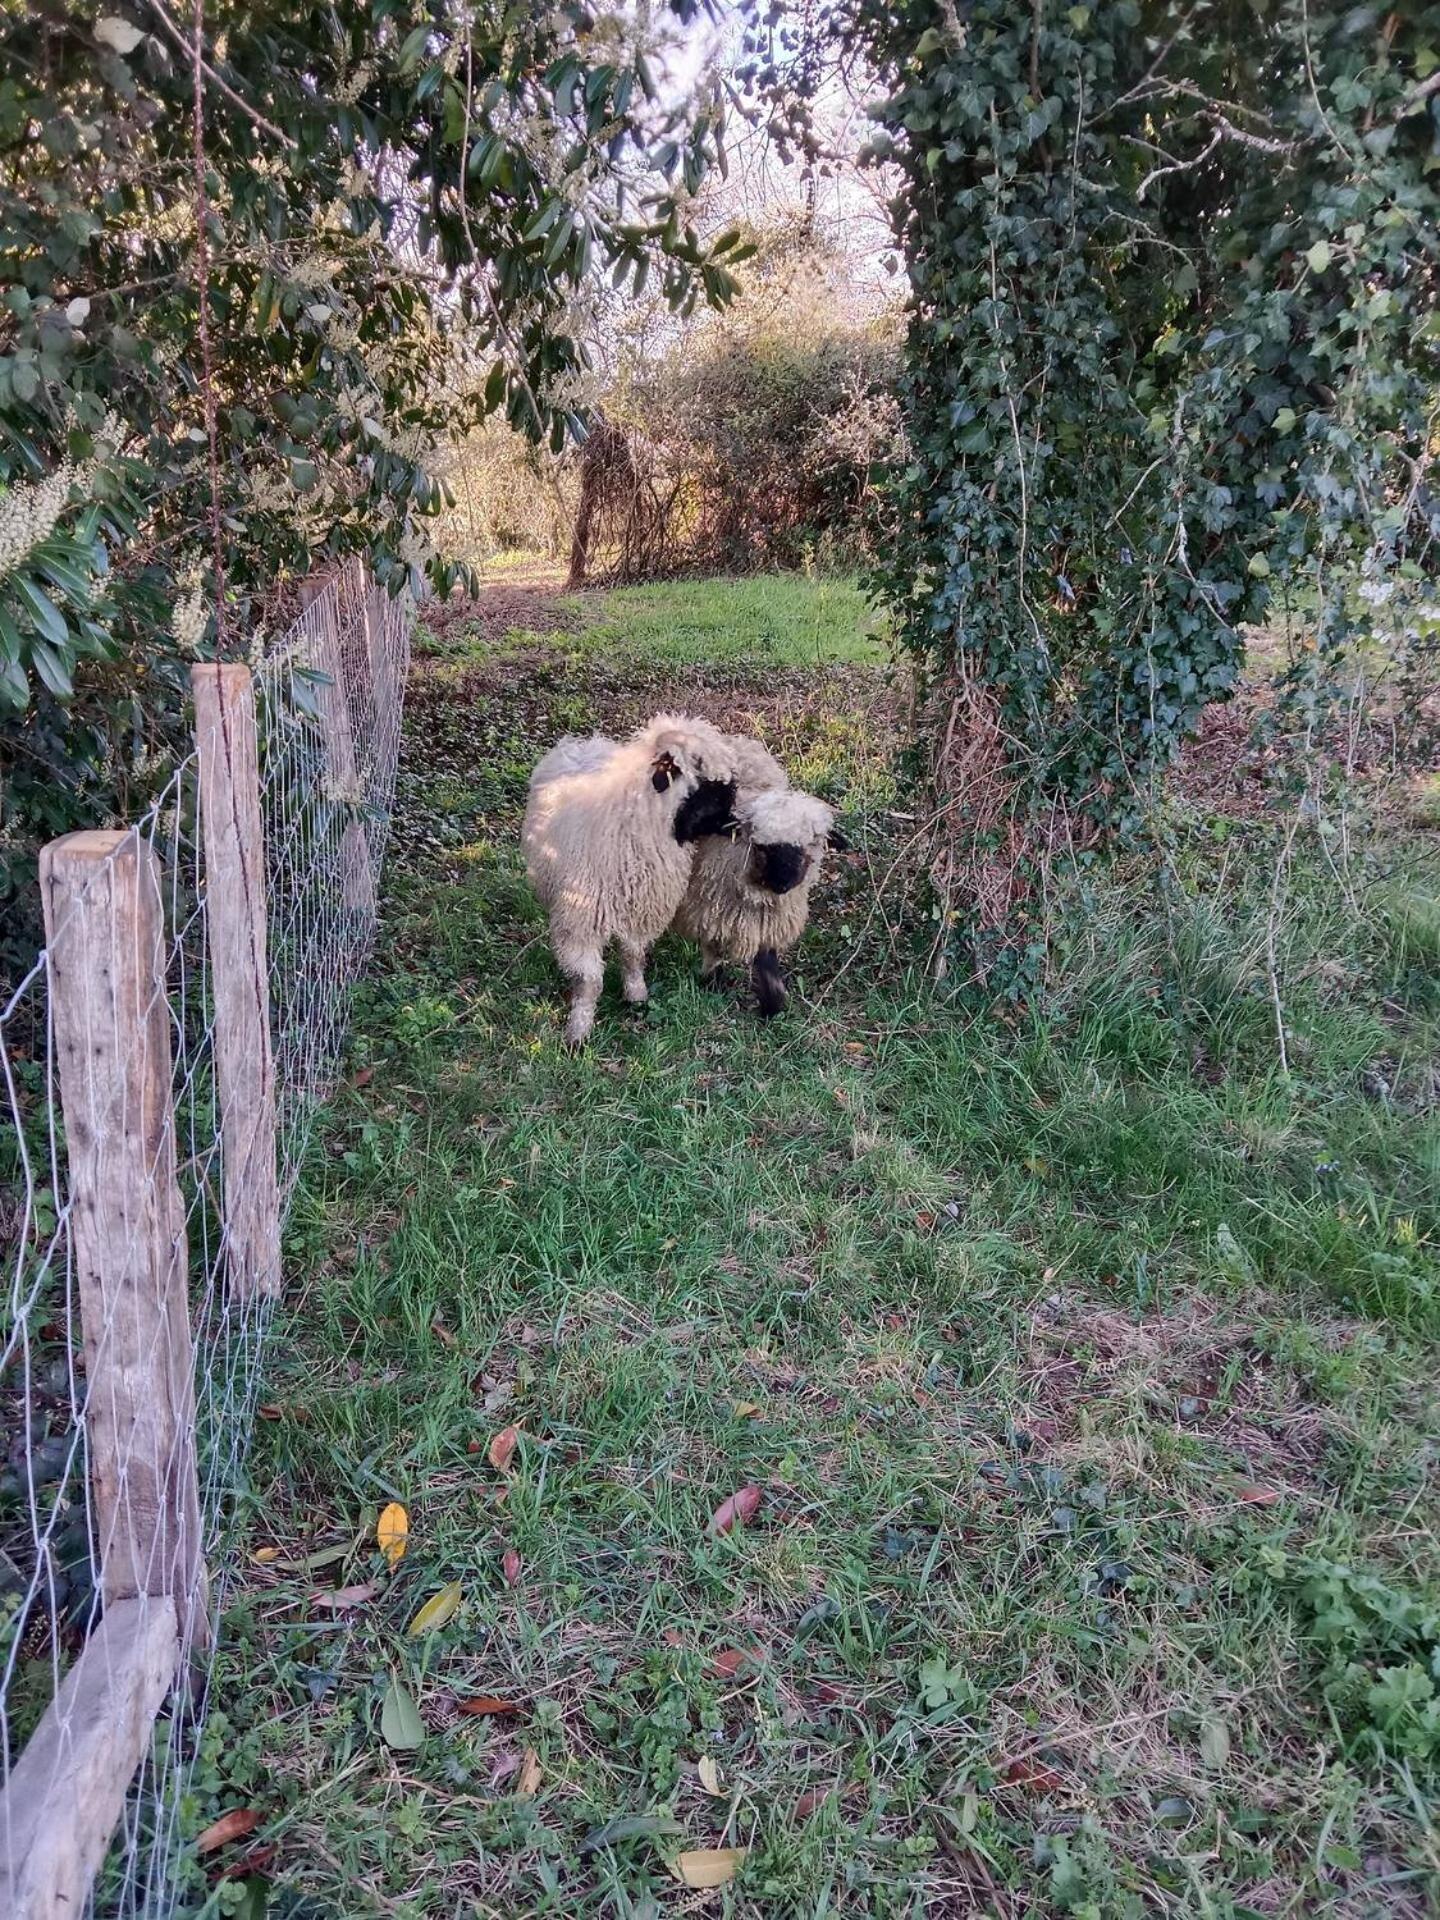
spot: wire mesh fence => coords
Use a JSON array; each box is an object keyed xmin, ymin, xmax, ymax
[{"xmin": 0, "ymin": 562, "xmax": 410, "ymax": 1916}]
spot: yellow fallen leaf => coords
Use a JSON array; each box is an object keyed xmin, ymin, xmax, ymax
[
  {"xmin": 731, "ymin": 1401, "xmax": 762, "ymax": 1420},
  {"xmin": 251, "ymin": 1546, "xmax": 280, "ymax": 1564},
  {"xmin": 377, "ymin": 1501, "xmax": 408, "ymax": 1569},
  {"xmin": 672, "ymin": 1847, "xmax": 747, "ymax": 1889},
  {"xmin": 407, "ymin": 1580, "xmax": 463, "ymax": 1636},
  {"xmin": 516, "ymin": 1747, "xmax": 541, "ymax": 1797},
  {"xmin": 697, "ymin": 1755, "xmax": 724, "ymax": 1797}
]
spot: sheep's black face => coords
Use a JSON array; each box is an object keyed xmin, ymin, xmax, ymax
[
  {"xmin": 748, "ymin": 840, "xmax": 808, "ymax": 896},
  {"xmin": 673, "ymin": 776, "xmax": 737, "ymax": 844}
]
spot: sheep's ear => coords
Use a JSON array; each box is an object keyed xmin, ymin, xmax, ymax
[
  {"xmin": 826, "ymin": 824, "xmax": 850, "ymax": 853},
  {"xmin": 651, "ymin": 749, "xmax": 682, "ymax": 792}
]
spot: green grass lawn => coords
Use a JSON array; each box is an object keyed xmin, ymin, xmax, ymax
[{"xmin": 198, "ymin": 578, "xmax": 1440, "ymax": 1918}]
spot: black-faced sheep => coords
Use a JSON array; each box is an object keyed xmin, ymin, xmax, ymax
[
  {"xmin": 522, "ymin": 714, "xmax": 739, "ymax": 1045},
  {"xmin": 673, "ymin": 783, "xmax": 836, "ymax": 1016}
]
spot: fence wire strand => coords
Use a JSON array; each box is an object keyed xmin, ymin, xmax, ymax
[{"xmin": 0, "ymin": 564, "xmax": 410, "ymax": 1915}]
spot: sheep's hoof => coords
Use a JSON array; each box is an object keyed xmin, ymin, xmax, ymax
[
  {"xmin": 752, "ymin": 950, "xmax": 787, "ymax": 1018},
  {"xmin": 563, "ymin": 1012, "xmax": 595, "ymax": 1048},
  {"xmin": 622, "ymin": 981, "xmax": 649, "ymax": 1006}
]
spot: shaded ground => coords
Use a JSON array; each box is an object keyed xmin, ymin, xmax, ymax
[{"xmin": 194, "ymin": 577, "xmax": 1440, "ymax": 1919}]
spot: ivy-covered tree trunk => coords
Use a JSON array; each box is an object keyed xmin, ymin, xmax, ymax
[{"xmin": 839, "ymin": 0, "xmax": 1438, "ymax": 991}]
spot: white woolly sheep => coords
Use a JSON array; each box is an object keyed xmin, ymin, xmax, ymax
[
  {"xmin": 672, "ymin": 783, "xmax": 836, "ymax": 1017},
  {"xmin": 522, "ymin": 713, "xmax": 739, "ymax": 1045}
]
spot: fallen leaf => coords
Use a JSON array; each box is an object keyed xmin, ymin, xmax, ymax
[
  {"xmin": 431, "ymin": 1320, "xmax": 457, "ymax": 1349},
  {"xmin": 310, "ymin": 1583, "xmax": 378, "ymax": 1611},
  {"xmin": 377, "ymin": 1502, "xmax": 408, "ymax": 1568},
  {"xmin": 196, "ymin": 1808, "xmax": 261, "ymax": 1855},
  {"xmin": 915, "ymin": 1211, "xmax": 936, "ymax": 1232},
  {"xmin": 516, "ymin": 1747, "xmax": 541, "ymax": 1797},
  {"xmin": 251, "ymin": 1547, "xmax": 280, "ymax": 1565},
  {"xmin": 580, "ymin": 1814, "xmax": 685, "ymax": 1854},
  {"xmin": 1199, "ymin": 1715, "xmax": 1231, "ymax": 1770},
  {"xmin": 709, "ymin": 1484, "xmax": 762, "ymax": 1536},
  {"xmin": 269, "ymin": 1543, "xmax": 348, "ymax": 1574},
  {"xmin": 697, "ymin": 1755, "xmax": 724, "ymax": 1797},
  {"xmin": 672, "ymin": 1847, "xmax": 747, "ymax": 1889},
  {"xmin": 489, "ymin": 1747, "xmax": 521, "ymax": 1788},
  {"xmin": 218, "ymin": 1844, "xmax": 276, "ymax": 1882},
  {"xmin": 489, "ymin": 1424, "xmax": 521, "ymax": 1473},
  {"xmin": 380, "ymin": 1677, "xmax": 425, "ymax": 1751},
  {"xmin": 1236, "ymin": 1483, "xmax": 1280, "ymax": 1506},
  {"xmin": 795, "ymin": 1786, "xmax": 831, "ymax": 1820},
  {"xmin": 466, "ymin": 1439, "xmax": 482, "ymax": 1454},
  {"xmin": 408, "ymin": 1580, "xmax": 463, "ymax": 1636},
  {"xmin": 731, "ymin": 1401, "xmax": 762, "ymax": 1419},
  {"xmin": 663, "ymin": 1628, "xmax": 686, "ymax": 1649},
  {"xmin": 1001, "ymin": 1756, "xmax": 1066, "ymax": 1794},
  {"xmin": 351, "ymin": 1066, "xmax": 375, "ymax": 1088},
  {"xmin": 457, "ymin": 1695, "xmax": 524, "ymax": 1717},
  {"xmin": 710, "ymin": 1645, "xmax": 766, "ymax": 1678},
  {"xmin": 502, "ymin": 1548, "xmax": 522, "ymax": 1587}
]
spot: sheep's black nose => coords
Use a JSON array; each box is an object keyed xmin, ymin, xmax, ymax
[{"xmin": 754, "ymin": 843, "xmax": 806, "ymax": 895}]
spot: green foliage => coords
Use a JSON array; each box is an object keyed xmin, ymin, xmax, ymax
[
  {"xmin": 764, "ymin": 0, "xmax": 1439, "ymax": 972},
  {"xmin": 1280, "ymin": 1555, "xmax": 1440, "ymax": 1773},
  {"xmin": 0, "ymin": 0, "xmax": 742, "ymax": 946}
]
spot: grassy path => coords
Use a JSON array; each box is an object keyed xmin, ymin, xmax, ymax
[{"xmin": 204, "ymin": 578, "xmax": 1439, "ymax": 1918}]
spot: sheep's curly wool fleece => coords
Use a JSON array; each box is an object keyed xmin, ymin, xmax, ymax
[
  {"xmin": 673, "ymin": 788, "xmax": 834, "ymax": 963},
  {"xmin": 522, "ymin": 714, "xmax": 737, "ymax": 947}
]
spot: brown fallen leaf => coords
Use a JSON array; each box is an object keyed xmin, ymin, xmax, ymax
[
  {"xmin": 457, "ymin": 1695, "xmax": 525, "ymax": 1717},
  {"xmin": 697, "ymin": 1755, "xmax": 724, "ymax": 1797},
  {"xmin": 672, "ymin": 1847, "xmax": 747, "ymax": 1889},
  {"xmin": 502, "ymin": 1547, "xmax": 522, "ymax": 1587},
  {"xmin": 710, "ymin": 1645, "xmax": 766, "ymax": 1679},
  {"xmin": 731, "ymin": 1400, "xmax": 763, "ymax": 1420},
  {"xmin": 489, "ymin": 1747, "xmax": 521, "ymax": 1788},
  {"xmin": 351, "ymin": 1066, "xmax": 375, "ymax": 1089},
  {"xmin": 431, "ymin": 1320, "xmax": 457, "ymax": 1349},
  {"xmin": 663, "ymin": 1629, "xmax": 686, "ymax": 1649},
  {"xmin": 196, "ymin": 1808, "xmax": 261, "ymax": 1855},
  {"xmin": 218, "ymin": 1843, "xmax": 277, "ymax": 1882},
  {"xmin": 1237, "ymin": 1483, "xmax": 1280, "ymax": 1506},
  {"xmin": 795, "ymin": 1786, "xmax": 831, "ymax": 1820},
  {"xmin": 489, "ymin": 1424, "xmax": 521, "ymax": 1473},
  {"xmin": 250, "ymin": 1546, "xmax": 280, "ymax": 1565},
  {"xmin": 516, "ymin": 1747, "xmax": 541, "ymax": 1797},
  {"xmin": 1001, "ymin": 1756, "xmax": 1066, "ymax": 1794},
  {"xmin": 709, "ymin": 1484, "xmax": 762, "ymax": 1536},
  {"xmin": 310, "ymin": 1583, "xmax": 379, "ymax": 1610},
  {"xmin": 466, "ymin": 1439, "xmax": 483, "ymax": 1455}
]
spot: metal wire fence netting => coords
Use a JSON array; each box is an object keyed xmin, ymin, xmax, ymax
[{"xmin": 0, "ymin": 563, "xmax": 411, "ymax": 1914}]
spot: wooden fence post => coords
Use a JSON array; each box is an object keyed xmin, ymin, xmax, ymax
[
  {"xmin": 192, "ymin": 664, "xmax": 281, "ymax": 1300},
  {"xmin": 0, "ymin": 1597, "xmax": 179, "ymax": 1919},
  {"xmin": 39, "ymin": 830, "xmax": 207, "ymax": 1644},
  {"xmin": 301, "ymin": 573, "xmax": 377, "ymax": 924}
]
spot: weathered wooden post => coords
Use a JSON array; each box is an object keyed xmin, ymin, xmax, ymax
[
  {"xmin": 301, "ymin": 573, "xmax": 376, "ymax": 925},
  {"xmin": 0, "ymin": 829, "xmax": 210, "ymax": 1914},
  {"xmin": 39, "ymin": 831, "xmax": 207, "ymax": 1630},
  {"xmin": 192, "ymin": 663, "xmax": 281, "ymax": 1300}
]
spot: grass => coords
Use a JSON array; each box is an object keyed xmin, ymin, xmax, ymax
[{"xmin": 193, "ymin": 576, "xmax": 1440, "ymax": 1918}]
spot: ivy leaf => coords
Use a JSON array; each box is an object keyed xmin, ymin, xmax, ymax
[{"xmin": 1305, "ymin": 240, "xmax": 1332, "ymax": 274}]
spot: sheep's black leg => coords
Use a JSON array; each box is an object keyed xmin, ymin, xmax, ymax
[{"xmin": 751, "ymin": 948, "xmax": 787, "ymax": 1018}]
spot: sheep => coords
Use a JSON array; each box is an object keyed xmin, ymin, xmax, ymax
[
  {"xmin": 672, "ymin": 782, "xmax": 836, "ymax": 1016},
  {"xmin": 522, "ymin": 713, "xmax": 739, "ymax": 1045}
]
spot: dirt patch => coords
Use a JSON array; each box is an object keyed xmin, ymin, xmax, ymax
[
  {"xmin": 419, "ymin": 580, "xmax": 578, "ymax": 654},
  {"xmin": 1021, "ymin": 1293, "xmax": 1337, "ymax": 1491}
]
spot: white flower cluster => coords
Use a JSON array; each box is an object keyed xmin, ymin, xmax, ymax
[
  {"xmin": 0, "ymin": 410, "xmax": 124, "ymax": 581},
  {"xmin": 171, "ymin": 557, "xmax": 209, "ymax": 654}
]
